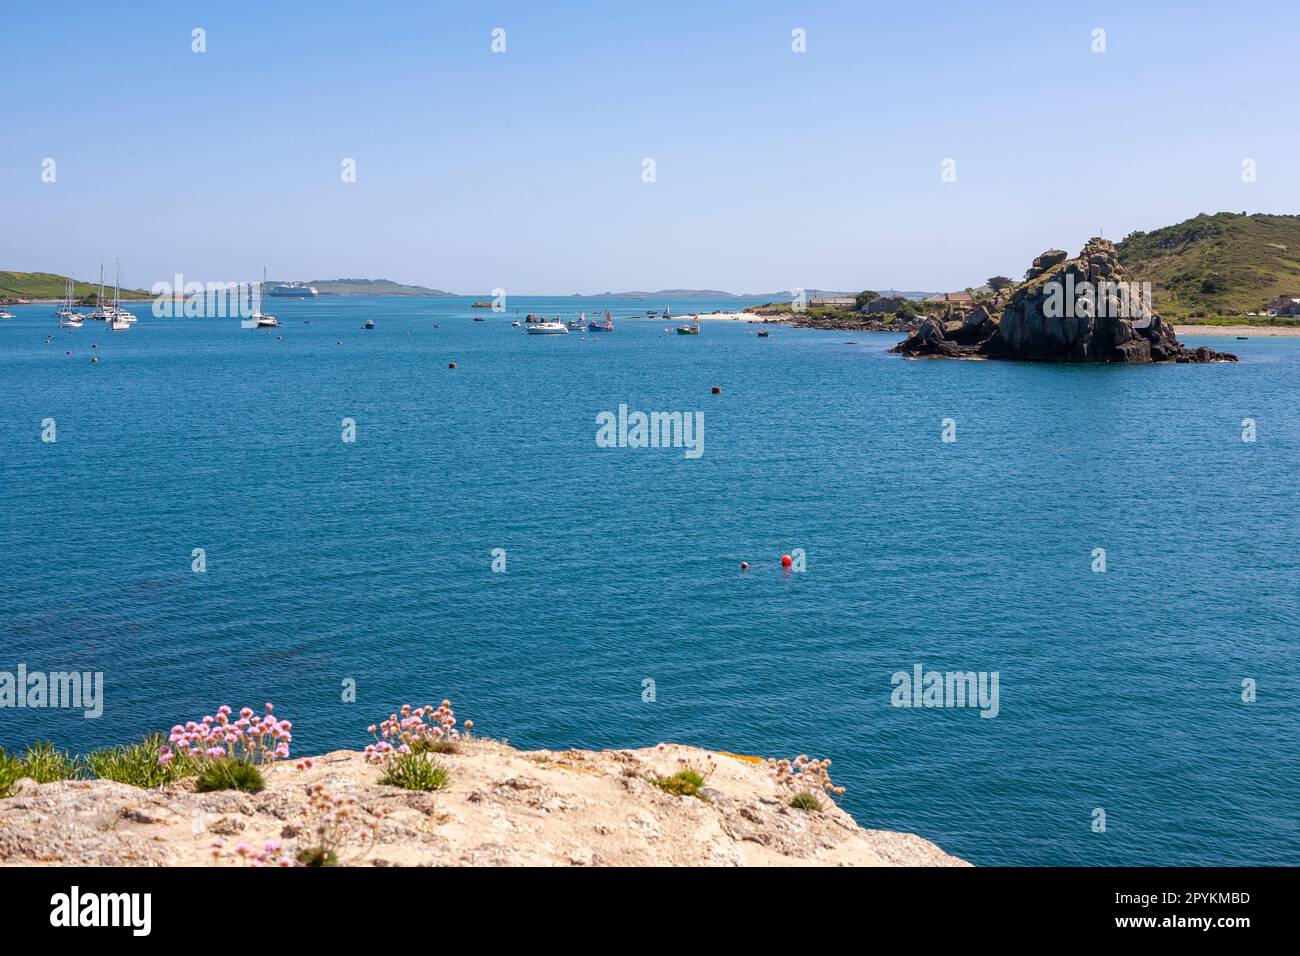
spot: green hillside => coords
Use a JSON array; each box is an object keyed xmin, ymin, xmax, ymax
[
  {"xmin": 1116, "ymin": 212, "xmax": 1300, "ymax": 319},
  {"xmin": 0, "ymin": 271, "xmax": 151, "ymax": 302}
]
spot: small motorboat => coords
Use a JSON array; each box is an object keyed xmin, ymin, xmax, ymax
[
  {"xmin": 567, "ymin": 313, "xmax": 585, "ymax": 330},
  {"xmin": 59, "ymin": 314, "xmax": 84, "ymax": 328},
  {"xmin": 1236, "ymin": 336, "xmax": 1248, "ymax": 340},
  {"xmin": 757, "ymin": 330, "xmax": 769, "ymax": 337},
  {"xmin": 108, "ymin": 314, "xmax": 130, "ymax": 332},
  {"xmin": 255, "ymin": 313, "xmax": 279, "ymax": 328},
  {"xmin": 473, "ymin": 315, "xmax": 486, "ymax": 321},
  {"xmin": 526, "ymin": 321, "xmax": 568, "ymax": 335},
  {"xmin": 363, "ymin": 319, "xmax": 375, "ymax": 330},
  {"xmin": 0, "ymin": 311, "xmax": 14, "ymax": 319},
  {"xmin": 512, "ymin": 320, "xmax": 521, "ymax": 328}
]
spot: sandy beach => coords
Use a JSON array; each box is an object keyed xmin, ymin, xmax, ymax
[{"xmin": 1174, "ymin": 325, "xmax": 1300, "ymax": 337}]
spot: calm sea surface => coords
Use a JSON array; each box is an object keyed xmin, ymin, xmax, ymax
[{"xmin": 1, "ymin": 294, "xmax": 1297, "ymax": 866}]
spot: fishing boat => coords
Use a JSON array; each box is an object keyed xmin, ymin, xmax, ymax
[
  {"xmin": 526, "ymin": 320, "xmax": 568, "ymax": 334},
  {"xmin": 250, "ymin": 267, "xmax": 279, "ymax": 328},
  {"xmin": 675, "ymin": 316, "xmax": 700, "ymax": 335},
  {"xmin": 588, "ymin": 309, "xmax": 613, "ymax": 332}
]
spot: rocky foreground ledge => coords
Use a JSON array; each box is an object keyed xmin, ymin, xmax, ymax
[{"xmin": 0, "ymin": 741, "xmax": 965, "ymax": 867}]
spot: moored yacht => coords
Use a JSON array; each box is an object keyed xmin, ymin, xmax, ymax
[
  {"xmin": 250, "ymin": 267, "xmax": 279, "ymax": 327},
  {"xmin": 526, "ymin": 320, "xmax": 568, "ymax": 334}
]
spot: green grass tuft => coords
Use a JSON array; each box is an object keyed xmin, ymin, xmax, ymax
[
  {"xmin": 378, "ymin": 752, "xmax": 449, "ymax": 792},
  {"xmin": 194, "ymin": 756, "xmax": 265, "ymax": 793},
  {"xmin": 653, "ymin": 769, "xmax": 708, "ymax": 800},
  {"xmin": 0, "ymin": 748, "xmax": 23, "ymax": 797},
  {"xmin": 85, "ymin": 734, "xmax": 197, "ymax": 788},
  {"xmin": 789, "ymin": 792, "xmax": 822, "ymax": 812},
  {"xmin": 19, "ymin": 740, "xmax": 80, "ymax": 783}
]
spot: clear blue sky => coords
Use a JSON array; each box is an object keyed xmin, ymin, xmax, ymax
[{"xmin": 3, "ymin": 0, "xmax": 1299, "ymax": 294}]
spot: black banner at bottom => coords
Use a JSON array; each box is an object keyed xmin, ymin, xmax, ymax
[{"xmin": 0, "ymin": 866, "xmax": 1287, "ymax": 941}]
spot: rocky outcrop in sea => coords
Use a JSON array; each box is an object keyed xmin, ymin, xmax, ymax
[{"xmin": 892, "ymin": 240, "xmax": 1237, "ymax": 363}]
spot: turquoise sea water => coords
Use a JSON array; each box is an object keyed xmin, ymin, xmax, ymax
[{"xmin": 1, "ymin": 294, "xmax": 1297, "ymax": 866}]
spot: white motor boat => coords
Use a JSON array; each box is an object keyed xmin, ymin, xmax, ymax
[
  {"xmin": 0, "ymin": 311, "xmax": 14, "ymax": 319},
  {"xmin": 108, "ymin": 314, "xmax": 130, "ymax": 331},
  {"xmin": 526, "ymin": 321, "xmax": 568, "ymax": 334}
]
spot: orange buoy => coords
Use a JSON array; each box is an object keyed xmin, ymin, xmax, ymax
[
  {"xmin": 711, "ymin": 386, "xmax": 721, "ymax": 394},
  {"xmin": 780, "ymin": 554, "xmax": 792, "ymax": 568}
]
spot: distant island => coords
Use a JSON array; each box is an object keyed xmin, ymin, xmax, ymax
[{"xmin": 302, "ymin": 278, "xmax": 454, "ymax": 296}]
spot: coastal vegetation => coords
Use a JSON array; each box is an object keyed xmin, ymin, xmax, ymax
[
  {"xmin": 195, "ymin": 757, "xmax": 265, "ymax": 794},
  {"xmin": 377, "ymin": 752, "xmax": 450, "ymax": 791},
  {"xmin": 768, "ymin": 755, "xmax": 845, "ymax": 813},
  {"xmin": 0, "ymin": 270, "xmax": 151, "ymax": 303},
  {"xmin": 1116, "ymin": 212, "xmax": 1300, "ymax": 320},
  {"xmin": 83, "ymin": 734, "xmax": 195, "ymax": 788}
]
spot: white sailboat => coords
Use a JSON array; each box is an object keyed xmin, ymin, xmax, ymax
[
  {"xmin": 106, "ymin": 263, "xmax": 130, "ymax": 331},
  {"xmin": 88, "ymin": 261, "xmax": 110, "ymax": 320},
  {"xmin": 107, "ymin": 260, "xmax": 136, "ymax": 323},
  {"xmin": 251, "ymin": 267, "xmax": 279, "ymax": 328},
  {"xmin": 58, "ymin": 276, "xmax": 84, "ymax": 328}
]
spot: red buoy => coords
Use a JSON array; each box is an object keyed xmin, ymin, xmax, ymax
[
  {"xmin": 711, "ymin": 386, "xmax": 721, "ymax": 395},
  {"xmin": 780, "ymin": 554, "xmax": 792, "ymax": 568},
  {"xmin": 740, "ymin": 562, "xmax": 749, "ymax": 571},
  {"xmin": 448, "ymin": 362, "xmax": 457, "ymax": 369}
]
